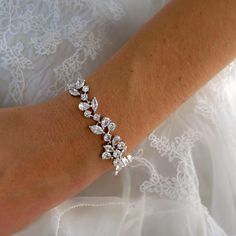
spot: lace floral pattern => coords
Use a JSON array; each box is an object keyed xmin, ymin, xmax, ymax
[
  {"xmin": 194, "ymin": 60, "xmax": 236, "ymax": 124},
  {"xmin": 130, "ymin": 129, "xmax": 202, "ymax": 205},
  {"xmin": 0, "ymin": 0, "xmax": 125, "ymax": 103}
]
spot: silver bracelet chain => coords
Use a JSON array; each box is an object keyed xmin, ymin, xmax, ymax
[{"xmin": 67, "ymin": 78, "xmax": 134, "ymax": 175}]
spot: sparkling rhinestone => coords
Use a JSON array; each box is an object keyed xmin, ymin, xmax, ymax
[
  {"xmin": 91, "ymin": 97, "xmax": 98, "ymax": 112},
  {"xmin": 78, "ymin": 102, "xmax": 90, "ymax": 111},
  {"xmin": 89, "ymin": 125, "xmax": 104, "ymax": 135},
  {"xmin": 103, "ymin": 133, "xmax": 111, "ymax": 142},
  {"xmin": 81, "ymin": 93, "xmax": 88, "ymax": 101},
  {"xmin": 82, "ymin": 85, "xmax": 89, "ymax": 92},
  {"xmin": 121, "ymin": 157, "xmax": 129, "ymax": 166},
  {"xmin": 93, "ymin": 113, "xmax": 101, "ymax": 121},
  {"xmin": 101, "ymin": 117, "xmax": 111, "ymax": 129},
  {"xmin": 104, "ymin": 145, "xmax": 114, "ymax": 152},
  {"xmin": 75, "ymin": 79, "xmax": 85, "ymax": 89},
  {"xmin": 108, "ymin": 122, "xmax": 116, "ymax": 131},
  {"xmin": 84, "ymin": 110, "xmax": 92, "ymax": 118},
  {"xmin": 69, "ymin": 88, "xmax": 80, "ymax": 96},
  {"xmin": 113, "ymin": 158, "xmax": 121, "ymax": 166},
  {"xmin": 114, "ymin": 164, "xmax": 123, "ymax": 175},
  {"xmin": 102, "ymin": 151, "xmax": 111, "ymax": 160},
  {"xmin": 113, "ymin": 150, "xmax": 121, "ymax": 158},
  {"xmin": 127, "ymin": 155, "xmax": 133, "ymax": 162},
  {"xmin": 113, "ymin": 158, "xmax": 123, "ymax": 168},
  {"xmin": 117, "ymin": 141, "xmax": 126, "ymax": 150},
  {"xmin": 112, "ymin": 135, "xmax": 121, "ymax": 147}
]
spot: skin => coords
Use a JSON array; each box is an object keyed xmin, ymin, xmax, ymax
[{"xmin": 0, "ymin": 0, "xmax": 236, "ymax": 234}]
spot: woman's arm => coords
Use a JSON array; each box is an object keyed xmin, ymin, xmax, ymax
[{"xmin": 1, "ymin": 0, "xmax": 236, "ymax": 234}]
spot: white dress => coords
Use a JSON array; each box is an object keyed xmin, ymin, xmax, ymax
[{"xmin": 0, "ymin": 0, "xmax": 236, "ymax": 235}]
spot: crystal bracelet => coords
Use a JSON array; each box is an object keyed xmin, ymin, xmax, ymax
[{"xmin": 67, "ymin": 78, "xmax": 134, "ymax": 175}]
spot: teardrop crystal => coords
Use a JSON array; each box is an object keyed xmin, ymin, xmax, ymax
[
  {"xmin": 117, "ymin": 141, "xmax": 126, "ymax": 150},
  {"xmin": 89, "ymin": 125, "xmax": 104, "ymax": 135},
  {"xmin": 75, "ymin": 79, "xmax": 85, "ymax": 89},
  {"xmin": 108, "ymin": 122, "xmax": 116, "ymax": 131},
  {"xmin": 113, "ymin": 150, "xmax": 121, "ymax": 158},
  {"xmin": 101, "ymin": 117, "xmax": 111, "ymax": 129},
  {"xmin": 112, "ymin": 135, "xmax": 121, "ymax": 147}
]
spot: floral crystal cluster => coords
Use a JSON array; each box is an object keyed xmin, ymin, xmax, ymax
[{"xmin": 68, "ymin": 78, "xmax": 133, "ymax": 175}]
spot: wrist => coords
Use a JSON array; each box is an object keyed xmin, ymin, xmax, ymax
[{"xmin": 47, "ymin": 91, "xmax": 114, "ymax": 178}]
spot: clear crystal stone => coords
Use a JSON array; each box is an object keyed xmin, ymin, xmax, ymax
[
  {"xmin": 102, "ymin": 151, "xmax": 111, "ymax": 160},
  {"xmin": 89, "ymin": 125, "xmax": 104, "ymax": 135},
  {"xmin": 108, "ymin": 122, "xmax": 116, "ymax": 131},
  {"xmin": 84, "ymin": 110, "xmax": 92, "ymax": 118},
  {"xmin": 75, "ymin": 79, "xmax": 85, "ymax": 89},
  {"xmin": 69, "ymin": 88, "xmax": 80, "ymax": 96},
  {"xmin": 81, "ymin": 93, "xmax": 88, "ymax": 101},
  {"xmin": 113, "ymin": 150, "xmax": 121, "ymax": 158},
  {"xmin": 113, "ymin": 158, "xmax": 120, "ymax": 166},
  {"xmin": 101, "ymin": 117, "xmax": 111, "ymax": 129},
  {"xmin": 103, "ymin": 133, "xmax": 111, "ymax": 142},
  {"xmin": 112, "ymin": 135, "xmax": 121, "ymax": 147},
  {"xmin": 117, "ymin": 141, "xmax": 126, "ymax": 150},
  {"xmin": 91, "ymin": 97, "xmax": 98, "ymax": 112},
  {"xmin": 93, "ymin": 113, "xmax": 101, "ymax": 121},
  {"xmin": 82, "ymin": 85, "xmax": 89, "ymax": 92},
  {"xmin": 113, "ymin": 159, "xmax": 123, "ymax": 175},
  {"xmin": 113, "ymin": 158, "xmax": 123, "ymax": 167},
  {"xmin": 78, "ymin": 102, "xmax": 90, "ymax": 111},
  {"xmin": 126, "ymin": 155, "xmax": 133, "ymax": 162},
  {"xmin": 121, "ymin": 157, "xmax": 129, "ymax": 166},
  {"xmin": 104, "ymin": 145, "xmax": 114, "ymax": 152}
]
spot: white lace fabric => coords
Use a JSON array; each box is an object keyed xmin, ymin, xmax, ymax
[{"xmin": 0, "ymin": 0, "xmax": 236, "ymax": 235}]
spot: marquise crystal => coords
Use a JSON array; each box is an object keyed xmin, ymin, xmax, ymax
[
  {"xmin": 91, "ymin": 97, "xmax": 98, "ymax": 112},
  {"xmin": 89, "ymin": 125, "xmax": 104, "ymax": 135},
  {"xmin": 69, "ymin": 88, "xmax": 80, "ymax": 96},
  {"xmin": 78, "ymin": 102, "xmax": 90, "ymax": 111}
]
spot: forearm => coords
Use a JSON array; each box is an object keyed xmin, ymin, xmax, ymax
[{"xmin": 57, "ymin": 0, "xmax": 236, "ymax": 154}]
